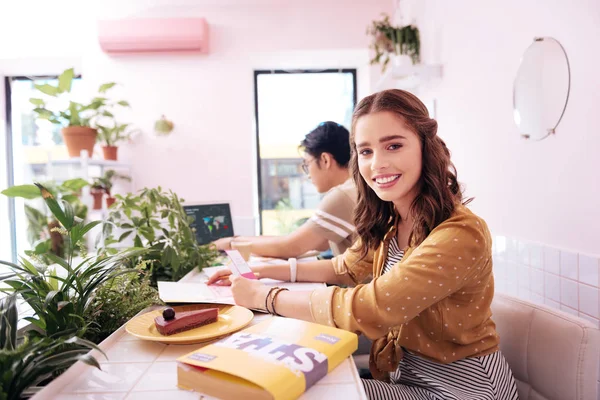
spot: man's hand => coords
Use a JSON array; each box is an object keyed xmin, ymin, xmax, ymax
[{"xmin": 212, "ymin": 236, "xmax": 234, "ymax": 251}]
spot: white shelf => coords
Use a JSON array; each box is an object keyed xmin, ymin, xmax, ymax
[
  {"xmin": 49, "ymin": 158, "xmax": 131, "ymax": 169},
  {"xmin": 376, "ymin": 64, "xmax": 443, "ymax": 91}
]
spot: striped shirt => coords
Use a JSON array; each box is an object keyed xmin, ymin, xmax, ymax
[
  {"xmin": 382, "ymin": 236, "xmax": 405, "ymax": 274},
  {"xmin": 306, "ymin": 179, "xmax": 357, "ymax": 256}
]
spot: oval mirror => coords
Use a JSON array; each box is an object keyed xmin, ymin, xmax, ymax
[{"xmin": 513, "ymin": 37, "xmax": 570, "ymax": 140}]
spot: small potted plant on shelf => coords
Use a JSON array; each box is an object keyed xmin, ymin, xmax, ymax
[
  {"xmin": 367, "ymin": 14, "xmax": 421, "ymax": 72},
  {"xmin": 91, "ymin": 169, "xmax": 131, "ymax": 209},
  {"xmin": 96, "ymin": 122, "xmax": 137, "ymax": 161},
  {"xmin": 29, "ymin": 68, "xmax": 129, "ymax": 158}
]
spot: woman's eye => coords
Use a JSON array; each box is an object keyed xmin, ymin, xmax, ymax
[
  {"xmin": 359, "ymin": 149, "xmax": 372, "ymax": 156},
  {"xmin": 388, "ymin": 144, "xmax": 403, "ymax": 150}
]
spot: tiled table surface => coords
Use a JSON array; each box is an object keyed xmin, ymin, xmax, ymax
[{"xmin": 32, "ymin": 263, "xmax": 368, "ymax": 400}]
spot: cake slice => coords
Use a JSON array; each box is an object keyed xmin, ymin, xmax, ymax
[{"xmin": 154, "ymin": 308, "xmax": 219, "ymax": 336}]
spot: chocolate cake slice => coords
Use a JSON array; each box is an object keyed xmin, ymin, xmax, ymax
[{"xmin": 154, "ymin": 308, "xmax": 219, "ymax": 336}]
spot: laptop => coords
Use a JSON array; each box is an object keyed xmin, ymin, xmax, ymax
[{"xmin": 182, "ymin": 202, "xmax": 234, "ymax": 246}]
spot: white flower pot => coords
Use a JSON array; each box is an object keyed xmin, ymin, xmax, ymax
[{"xmin": 392, "ymin": 54, "xmax": 413, "ymax": 67}]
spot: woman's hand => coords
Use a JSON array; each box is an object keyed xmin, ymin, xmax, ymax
[
  {"xmin": 206, "ymin": 268, "xmax": 235, "ymax": 286},
  {"xmin": 229, "ymin": 275, "xmax": 269, "ymax": 310}
]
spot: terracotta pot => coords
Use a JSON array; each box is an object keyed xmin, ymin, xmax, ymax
[
  {"xmin": 62, "ymin": 126, "xmax": 97, "ymax": 158},
  {"xmin": 102, "ymin": 146, "xmax": 118, "ymax": 161},
  {"xmin": 91, "ymin": 191, "xmax": 104, "ymax": 210},
  {"xmin": 106, "ymin": 196, "xmax": 116, "ymax": 208}
]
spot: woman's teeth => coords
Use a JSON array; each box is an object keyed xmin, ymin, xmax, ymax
[{"xmin": 375, "ymin": 175, "xmax": 400, "ymax": 184}]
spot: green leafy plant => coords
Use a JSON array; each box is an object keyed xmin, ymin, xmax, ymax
[
  {"xmin": 0, "ymin": 184, "xmax": 145, "ymax": 339},
  {"xmin": 1, "ymin": 178, "xmax": 89, "ymax": 259},
  {"xmin": 91, "ymin": 170, "xmax": 131, "ymax": 197},
  {"xmin": 84, "ymin": 266, "xmax": 162, "ymax": 344},
  {"xmin": 367, "ymin": 14, "xmax": 421, "ymax": 72},
  {"xmin": 0, "ymin": 293, "xmax": 104, "ymax": 400},
  {"xmin": 96, "ymin": 122, "xmax": 138, "ymax": 147},
  {"xmin": 99, "ymin": 187, "xmax": 219, "ymax": 284},
  {"xmin": 29, "ymin": 68, "xmax": 129, "ymax": 128}
]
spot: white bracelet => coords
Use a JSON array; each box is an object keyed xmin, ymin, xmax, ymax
[{"xmin": 288, "ymin": 257, "xmax": 297, "ymax": 283}]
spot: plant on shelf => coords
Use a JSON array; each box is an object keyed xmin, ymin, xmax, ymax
[
  {"xmin": 1, "ymin": 178, "xmax": 89, "ymax": 260},
  {"xmin": 95, "ymin": 122, "xmax": 138, "ymax": 161},
  {"xmin": 0, "ymin": 294, "xmax": 104, "ymax": 400},
  {"xmin": 90, "ymin": 169, "xmax": 132, "ymax": 209},
  {"xmin": 29, "ymin": 68, "xmax": 129, "ymax": 158},
  {"xmin": 367, "ymin": 13, "xmax": 421, "ymax": 72},
  {"xmin": 98, "ymin": 187, "xmax": 219, "ymax": 284}
]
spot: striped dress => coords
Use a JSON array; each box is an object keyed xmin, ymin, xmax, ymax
[{"xmin": 362, "ymin": 237, "xmax": 520, "ymax": 400}]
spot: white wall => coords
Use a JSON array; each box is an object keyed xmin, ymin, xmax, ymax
[{"xmin": 414, "ymin": 0, "xmax": 600, "ymax": 256}]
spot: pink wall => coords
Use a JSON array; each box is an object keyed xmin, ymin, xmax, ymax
[
  {"xmin": 414, "ymin": 0, "xmax": 600, "ymax": 256},
  {"xmin": 80, "ymin": 0, "xmax": 392, "ymax": 233}
]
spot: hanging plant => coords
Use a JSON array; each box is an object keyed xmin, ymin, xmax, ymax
[{"xmin": 367, "ymin": 14, "xmax": 421, "ymax": 72}]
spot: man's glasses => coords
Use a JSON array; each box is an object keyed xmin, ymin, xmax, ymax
[{"xmin": 301, "ymin": 158, "xmax": 318, "ymax": 174}]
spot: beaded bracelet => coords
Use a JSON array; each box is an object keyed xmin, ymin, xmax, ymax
[{"xmin": 264, "ymin": 286, "xmax": 280, "ymax": 313}]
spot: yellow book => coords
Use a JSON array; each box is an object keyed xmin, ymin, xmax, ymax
[{"xmin": 176, "ymin": 316, "xmax": 358, "ymax": 400}]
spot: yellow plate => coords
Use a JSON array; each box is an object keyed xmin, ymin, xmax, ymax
[{"xmin": 125, "ymin": 304, "xmax": 254, "ymax": 345}]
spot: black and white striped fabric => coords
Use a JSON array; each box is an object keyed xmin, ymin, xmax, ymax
[{"xmin": 363, "ymin": 237, "xmax": 520, "ymax": 400}]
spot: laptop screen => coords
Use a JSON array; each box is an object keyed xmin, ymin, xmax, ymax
[{"xmin": 183, "ymin": 203, "xmax": 234, "ymax": 246}]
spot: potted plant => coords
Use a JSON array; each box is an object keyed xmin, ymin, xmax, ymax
[
  {"xmin": 91, "ymin": 169, "xmax": 131, "ymax": 209},
  {"xmin": 367, "ymin": 14, "xmax": 421, "ymax": 72},
  {"xmin": 96, "ymin": 122, "xmax": 137, "ymax": 161},
  {"xmin": 29, "ymin": 68, "xmax": 127, "ymax": 158}
]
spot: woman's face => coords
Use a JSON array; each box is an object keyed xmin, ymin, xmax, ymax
[{"xmin": 355, "ymin": 111, "xmax": 422, "ymax": 210}]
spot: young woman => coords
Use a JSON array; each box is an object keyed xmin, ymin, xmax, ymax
[
  {"xmin": 207, "ymin": 89, "xmax": 519, "ymax": 400},
  {"xmin": 213, "ymin": 121, "xmax": 357, "ymax": 258}
]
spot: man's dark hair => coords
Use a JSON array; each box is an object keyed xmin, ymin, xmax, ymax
[{"xmin": 299, "ymin": 121, "xmax": 351, "ymax": 168}]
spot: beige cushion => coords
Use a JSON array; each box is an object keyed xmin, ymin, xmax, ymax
[{"xmin": 492, "ymin": 293, "xmax": 600, "ymax": 400}]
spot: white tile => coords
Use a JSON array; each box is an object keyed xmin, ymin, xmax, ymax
[
  {"xmin": 131, "ymin": 362, "xmax": 179, "ymax": 392},
  {"xmin": 579, "ymin": 255, "xmax": 599, "ymax": 287},
  {"xmin": 529, "ymin": 244, "xmax": 543, "ymax": 269},
  {"xmin": 156, "ymin": 344, "xmax": 206, "ymax": 361},
  {"xmin": 578, "ymin": 313, "xmax": 600, "ymax": 329},
  {"xmin": 303, "ymin": 383, "xmax": 365, "ymax": 399},
  {"xmin": 495, "ymin": 279, "xmax": 507, "ymax": 293},
  {"xmin": 118, "ymin": 333, "xmax": 144, "ymax": 342},
  {"xmin": 560, "ymin": 304, "xmax": 579, "ymax": 317},
  {"xmin": 531, "ymin": 293, "xmax": 544, "ymax": 305},
  {"xmin": 518, "ymin": 266, "xmax": 530, "ymax": 289},
  {"xmin": 494, "ymin": 236, "xmax": 507, "ymax": 260},
  {"xmin": 579, "ymin": 284, "xmax": 599, "ymax": 318},
  {"xmin": 517, "ymin": 286, "xmax": 531, "ymax": 300},
  {"xmin": 105, "ymin": 340, "xmax": 166, "ymax": 363},
  {"xmin": 492, "ymin": 260, "xmax": 507, "ymax": 283},
  {"xmin": 126, "ymin": 390, "xmax": 207, "ymax": 400},
  {"xmin": 517, "ymin": 241, "xmax": 529, "ymax": 265},
  {"xmin": 544, "ymin": 272, "xmax": 560, "ymax": 302},
  {"xmin": 506, "ymin": 262, "xmax": 518, "ymax": 281},
  {"xmin": 560, "ymin": 278, "xmax": 578, "ymax": 309},
  {"xmin": 506, "ymin": 282, "xmax": 518, "ymax": 296},
  {"xmin": 544, "ymin": 247, "xmax": 560, "ymax": 274},
  {"xmin": 506, "ymin": 238, "xmax": 518, "ymax": 263},
  {"xmin": 320, "ymin": 359, "xmax": 355, "ymax": 384},
  {"xmin": 560, "ymin": 251, "xmax": 578, "ymax": 280},
  {"xmin": 544, "ymin": 298, "xmax": 561, "ymax": 310},
  {"xmin": 56, "ymin": 394, "xmax": 127, "ymax": 400},
  {"xmin": 63, "ymin": 363, "xmax": 151, "ymax": 393},
  {"xmin": 531, "ymin": 269, "xmax": 544, "ymax": 295}
]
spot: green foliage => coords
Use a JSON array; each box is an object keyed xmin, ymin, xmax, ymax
[
  {"xmin": 29, "ymin": 68, "xmax": 129, "ymax": 129},
  {"xmin": 84, "ymin": 267, "xmax": 161, "ymax": 344},
  {"xmin": 0, "ymin": 294, "xmax": 104, "ymax": 400},
  {"xmin": 96, "ymin": 122, "xmax": 138, "ymax": 147},
  {"xmin": 1, "ymin": 179, "xmax": 89, "ymax": 260},
  {"xmin": 90, "ymin": 169, "xmax": 131, "ymax": 197},
  {"xmin": 367, "ymin": 14, "xmax": 421, "ymax": 72},
  {"xmin": 99, "ymin": 187, "xmax": 219, "ymax": 284},
  {"xmin": 0, "ymin": 184, "xmax": 146, "ymax": 339}
]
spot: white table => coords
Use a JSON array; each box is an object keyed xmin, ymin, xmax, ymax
[{"xmin": 32, "ymin": 264, "xmax": 368, "ymax": 400}]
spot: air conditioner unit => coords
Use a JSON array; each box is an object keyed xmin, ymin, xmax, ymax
[{"xmin": 98, "ymin": 18, "xmax": 209, "ymax": 55}]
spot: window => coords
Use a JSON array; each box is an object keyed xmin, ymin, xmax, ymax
[
  {"xmin": 2, "ymin": 76, "xmax": 83, "ymax": 263},
  {"xmin": 254, "ymin": 70, "xmax": 356, "ymax": 234}
]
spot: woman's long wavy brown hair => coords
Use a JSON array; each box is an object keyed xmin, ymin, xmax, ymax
[{"xmin": 351, "ymin": 89, "xmax": 469, "ymax": 253}]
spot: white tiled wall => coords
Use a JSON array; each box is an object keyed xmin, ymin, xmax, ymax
[{"xmin": 492, "ymin": 235, "xmax": 600, "ymax": 398}]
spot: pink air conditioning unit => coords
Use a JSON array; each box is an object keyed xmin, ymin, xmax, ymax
[{"xmin": 98, "ymin": 18, "xmax": 209, "ymax": 54}]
